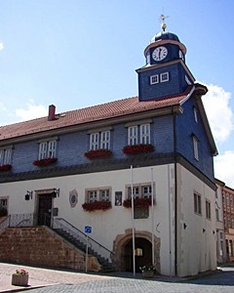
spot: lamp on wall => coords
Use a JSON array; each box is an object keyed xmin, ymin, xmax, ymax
[
  {"xmin": 25, "ymin": 190, "xmax": 33, "ymax": 201},
  {"xmin": 52, "ymin": 188, "xmax": 60, "ymax": 198}
]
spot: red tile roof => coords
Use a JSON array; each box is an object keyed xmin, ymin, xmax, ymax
[{"xmin": 0, "ymin": 94, "xmax": 189, "ymax": 141}]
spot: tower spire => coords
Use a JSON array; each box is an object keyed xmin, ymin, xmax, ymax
[{"xmin": 159, "ymin": 14, "xmax": 168, "ymax": 32}]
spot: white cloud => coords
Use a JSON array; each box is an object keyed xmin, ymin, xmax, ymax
[
  {"xmin": 202, "ymin": 84, "xmax": 234, "ymax": 188},
  {"xmin": 0, "ymin": 42, "xmax": 4, "ymax": 51},
  {"xmin": 202, "ymin": 84, "xmax": 234, "ymax": 144},
  {"xmin": 214, "ymin": 151, "xmax": 234, "ymax": 188},
  {"xmin": 15, "ymin": 99, "xmax": 47, "ymax": 121}
]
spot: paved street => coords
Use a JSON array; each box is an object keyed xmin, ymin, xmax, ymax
[{"xmin": 1, "ymin": 262, "xmax": 234, "ymax": 293}]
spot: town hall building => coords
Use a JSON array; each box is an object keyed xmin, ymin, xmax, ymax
[{"xmin": 0, "ymin": 21, "xmax": 218, "ymax": 277}]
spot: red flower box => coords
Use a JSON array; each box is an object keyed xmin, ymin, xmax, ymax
[
  {"xmin": 84, "ymin": 149, "xmax": 112, "ymax": 160},
  {"xmin": 123, "ymin": 197, "xmax": 154, "ymax": 208},
  {"xmin": 82, "ymin": 201, "xmax": 112, "ymax": 212},
  {"xmin": 122, "ymin": 144, "xmax": 154, "ymax": 155},
  {"xmin": 33, "ymin": 158, "xmax": 57, "ymax": 167},
  {"xmin": 0, "ymin": 164, "xmax": 12, "ymax": 172}
]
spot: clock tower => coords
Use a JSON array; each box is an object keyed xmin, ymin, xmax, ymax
[{"xmin": 136, "ymin": 21, "xmax": 195, "ymax": 101}]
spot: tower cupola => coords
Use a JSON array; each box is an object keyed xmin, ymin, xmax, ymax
[{"xmin": 136, "ymin": 16, "xmax": 195, "ymax": 101}]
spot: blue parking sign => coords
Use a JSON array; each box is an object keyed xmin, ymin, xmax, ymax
[{"xmin": 85, "ymin": 226, "xmax": 92, "ymax": 234}]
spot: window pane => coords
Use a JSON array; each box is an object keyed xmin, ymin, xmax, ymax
[{"xmin": 90, "ymin": 133, "xmax": 99, "ymax": 150}]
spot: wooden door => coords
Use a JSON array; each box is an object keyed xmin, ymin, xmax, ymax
[{"xmin": 38, "ymin": 194, "xmax": 53, "ymax": 227}]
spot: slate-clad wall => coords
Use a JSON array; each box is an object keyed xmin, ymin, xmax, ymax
[
  {"xmin": 138, "ymin": 63, "xmax": 191, "ymax": 101},
  {"xmin": 7, "ymin": 115, "xmax": 175, "ymax": 173},
  {"xmin": 176, "ymin": 96, "xmax": 215, "ymax": 181}
]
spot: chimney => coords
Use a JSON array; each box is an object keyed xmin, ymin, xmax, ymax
[{"xmin": 48, "ymin": 104, "xmax": 56, "ymax": 121}]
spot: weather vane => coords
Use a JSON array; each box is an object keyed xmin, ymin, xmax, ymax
[{"xmin": 159, "ymin": 14, "xmax": 169, "ymax": 32}]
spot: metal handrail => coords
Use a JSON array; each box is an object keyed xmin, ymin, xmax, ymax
[
  {"xmin": 0, "ymin": 213, "xmax": 114, "ymax": 264},
  {"xmin": 55, "ymin": 218, "xmax": 114, "ymax": 254}
]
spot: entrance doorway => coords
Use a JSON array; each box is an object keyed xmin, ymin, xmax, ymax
[
  {"xmin": 124, "ymin": 237, "xmax": 152, "ymax": 272},
  {"xmin": 38, "ymin": 194, "xmax": 53, "ymax": 227}
]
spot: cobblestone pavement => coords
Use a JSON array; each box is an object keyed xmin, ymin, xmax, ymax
[{"xmin": 1, "ymin": 262, "xmax": 234, "ymax": 293}]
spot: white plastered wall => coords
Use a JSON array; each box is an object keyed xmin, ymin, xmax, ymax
[
  {"xmin": 0, "ymin": 164, "xmax": 176, "ymax": 275},
  {"xmin": 176, "ymin": 164, "xmax": 217, "ymax": 277}
]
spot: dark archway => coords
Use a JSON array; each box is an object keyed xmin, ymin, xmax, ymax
[{"xmin": 124, "ymin": 237, "xmax": 152, "ymax": 272}]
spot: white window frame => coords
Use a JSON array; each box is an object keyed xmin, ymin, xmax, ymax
[
  {"xmin": 150, "ymin": 75, "xmax": 159, "ymax": 85},
  {"xmin": 128, "ymin": 124, "xmax": 151, "ymax": 146},
  {"xmin": 140, "ymin": 124, "xmax": 150, "ymax": 144},
  {"xmin": 86, "ymin": 188, "xmax": 111, "ymax": 203},
  {"xmin": 90, "ymin": 133, "xmax": 99, "ymax": 150},
  {"xmin": 127, "ymin": 184, "xmax": 152, "ymax": 200},
  {"xmin": 160, "ymin": 72, "xmax": 169, "ymax": 82},
  {"xmin": 100, "ymin": 131, "xmax": 110, "ymax": 149},
  {"xmin": 0, "ymin": 148, "xmax": 12, "ymax": 165},
  {"xmin": 142, "ymin": 186, "xmax": 152, "ymax": 198},
  {"xmin": 194, "ymin": 192, "xmax": 202, "ymax": 215},
  {"xmin": 89, "ymin": 131, "xmax": 110, "ymax": 150},
  {"xmin": 193, "ymin": 135, "xmax": 199, "ymax": 161},
  {"xmin": 128, "ymin": 126, "xmax": 138, "ymax": 146},
  {"xmin": 39, "ymin": 140, "xmax": 57, "ymax": 160}
]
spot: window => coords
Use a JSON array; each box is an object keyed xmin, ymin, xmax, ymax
[
  {"xmin": 128, "ymin": 124, "xmax": 150, "ymax": 145},
  {"xmin": 140, "ymin": 124, "xmax": 150, "ymax": 144},
  {"xmin": 39, "ymin": 140, "xmax": 57, "ymax": 160},
  {"xmin": 194, "ymin": 192, "xmax": 201, "ymax": 215},
  {"xmin": 90, "ymin": 131, "xmax": 110, "ymax": 150},
  {"xmin": 150, "ymin": 72, "xmax": 169, "ymax": 85},
  {"xmin": 215, "ymin": 208, "xmax": 219, "ymax": 221},
  {"xmin": 86, "ymin": 188, "xmax": 111, "ymax": 203},
  {"xmin": 192, "ymin": 135, "xmax": 199, "ymax": 161},
  {"xmin": 127, "ymin": 184, "xmax": 152, "ymax": 199},
  {"xmin": 206, "ymin": 200, "xmax": 211, "ymax": 220},
  {"xmin": 142, "ymin": 186, "xmax": 152, "ymax": 198},
  {"xmin": 128, "ymin": 187, "xmax": 140, "ymax": 199},
  {"xmin": 160, "ymin": 72, "xmax": 169, "ymax": 82},
  {"xmin": 193, "ymin": 107, "xmax": 198, "ymax": 123},
  {"xmin": 150, "ymin": 75, "xmax": 159, "ymax": 85},
  {"xmin": 0, "ymin": 148, "xmax": 12, "ymax": 165}
]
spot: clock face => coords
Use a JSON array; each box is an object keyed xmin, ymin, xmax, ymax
[{"xmin": 152, "ymin": 46, "xmax": 168, "ymax": 61}]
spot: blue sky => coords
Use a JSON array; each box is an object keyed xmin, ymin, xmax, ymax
[{"xmin": 0, "ymin": 0, "xmax": 233, "ymax": 187}]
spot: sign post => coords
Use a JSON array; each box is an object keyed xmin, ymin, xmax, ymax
[{"xmin": 84, "ymin": 226, "xmax": 92, "ymax": 272}]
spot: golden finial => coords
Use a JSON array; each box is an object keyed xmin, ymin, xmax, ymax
[{"xmin": 159, "ymin": 14, "xmax": 168, "ymax": 32}]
